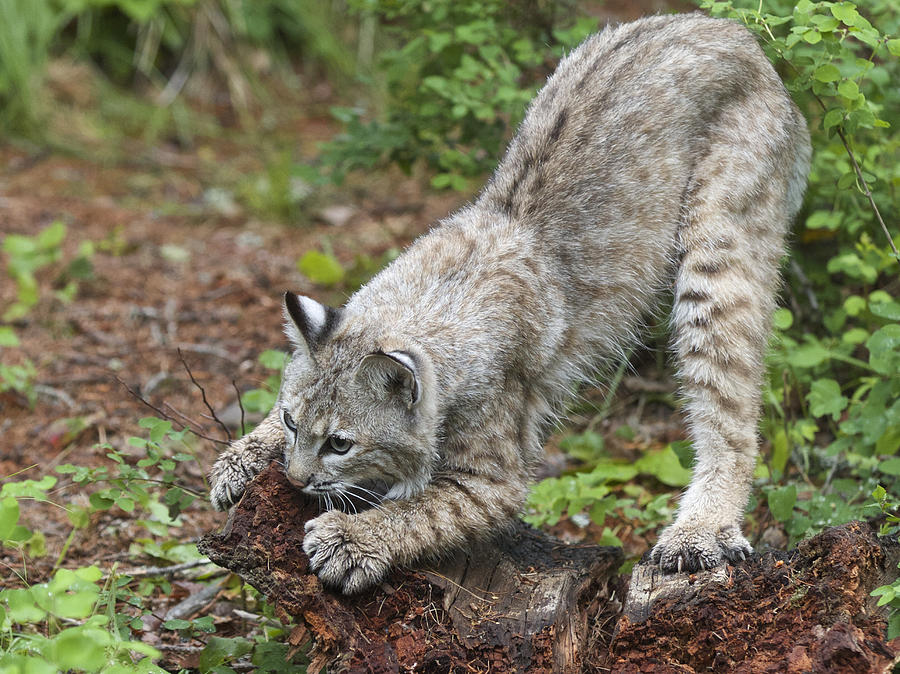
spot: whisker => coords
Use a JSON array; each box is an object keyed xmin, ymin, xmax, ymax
[
  {"xmin": 345, "ymin": 483, "xmax": 387, "ymax": 502},
  {"xmin": 335, "ymin": 490, "xmax": 349, "ymax": 514},
  {"xmin": 343, "ymin": 484, "xmax": 389, "ymax": 514},
  {"xmin": 336, "ymin": 489, "xmax": 357, "ymax": 515}
]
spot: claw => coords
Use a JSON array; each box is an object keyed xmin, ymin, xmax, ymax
[
  {"xmin": 739, "ymin": 550, "xmax": 746, "ymax": 561},
  {"xmin": 677, "ymin": 555, "xmax": 684, "ymax": 574},
  {"xmin": 699, "ymin": 557, "xmax": 706, "ymax": 571}
]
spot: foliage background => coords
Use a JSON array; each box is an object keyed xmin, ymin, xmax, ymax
[{"xmin": 0, "ymin": 0, "xmax": 898, "ymax": 670}]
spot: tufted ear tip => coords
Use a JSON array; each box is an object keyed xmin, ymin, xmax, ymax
[{"xmin": 282, "ymin": 292, "xmax": 341, "ymax": 353}]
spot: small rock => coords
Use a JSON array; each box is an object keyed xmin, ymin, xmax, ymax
[{"xmin": 318, "ymin": 204, "xmax": 356, "ymax": 227}]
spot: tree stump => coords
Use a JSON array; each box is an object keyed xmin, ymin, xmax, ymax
[
  {"xmin": 199, "ymin": 464, "xmax": 900, "ymax": 673},
  {"xmin": 198, "ymin": 464, "xmax": 623, "ymax": 673}
]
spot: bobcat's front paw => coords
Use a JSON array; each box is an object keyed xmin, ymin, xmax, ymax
[
  {"xmin": 209, "ymin": 445, "xmax": 259, "ymax": 511},
  {"xmin": 650, "ymin": 522, "xmax": 752, "ymax": 573},
  {"xmin": 303, "ymin": 510, "xmax": 390, "ymax": 594}
]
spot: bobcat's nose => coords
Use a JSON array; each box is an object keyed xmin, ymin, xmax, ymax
[{"xmin": 285, "ymin": 472, "xmax": 308, "ymax": 489}]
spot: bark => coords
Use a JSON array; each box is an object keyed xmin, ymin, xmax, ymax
[{"xmin": 199, "ymin": 464, "xmax": 900, "ymax": 673}]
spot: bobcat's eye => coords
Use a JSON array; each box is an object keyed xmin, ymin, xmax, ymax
[
  {"xmin": 323, "ymin": 435, "xmax": 353, "ymax": 455},
  {"xmin": 281, "ymin": 409, "xmax": 297, "ymax": 434}
]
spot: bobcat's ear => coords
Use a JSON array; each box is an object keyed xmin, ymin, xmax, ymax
[
  {"xmin": 283, "ymin": 291, "xmax": 341, "ymax": 354},
  {"xmin": 354, "ymin": 351, "xmax": 421, "ymax": 410}
]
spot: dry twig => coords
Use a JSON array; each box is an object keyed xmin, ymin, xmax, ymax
[
  {"xmin": 178, "ymin": 349, "xmax": 232, "ymax": 442},
  {"xmin": 115, "ymin": 376, "xmax": 229, "ymax": 447}
]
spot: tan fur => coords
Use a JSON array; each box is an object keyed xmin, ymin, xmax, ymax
[{"xmin": 210, "ymin": 13, "xmax": 811, "ymax": 592}]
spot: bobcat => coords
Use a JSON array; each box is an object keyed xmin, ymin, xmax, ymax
[{"xmin": 210, "ymin": 13, "xmax": 811, "ymax": 594}]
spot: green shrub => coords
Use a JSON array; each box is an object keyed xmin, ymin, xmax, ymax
[
  {"xmin": 696, "ymin": 0, "xmax": 899, "ymax": 528},
  {"xmin": 320, "ymin": 0, "xmax": 598, "ymax": 189}
]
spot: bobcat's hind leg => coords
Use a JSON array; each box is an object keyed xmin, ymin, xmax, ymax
[{"xmin": 650, "ymin": 101, "xmax": 809, "ymax": 573}]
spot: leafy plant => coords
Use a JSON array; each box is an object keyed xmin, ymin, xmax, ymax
[
  {"xmin": 240, "ymin": 350, "xmax": 287, "ymax": 416},
  {"xmin": 56, "ymin": 417, "xmax": 202, "ymax": 527},
  {"xmin": 869, "ymin": 485, "xmax": 900, "ymax": 638},
  {"xmin": 2, "ymin": 221, "xmax": 94, "ymax": 322},
  {"xmin": 297, "ymin": 247, "xmax": 399, "ymax": 292},
  {"xmin": 525, "ymin": 435, "xmax": 688, "ymax": 547},
  {"xmin": 0, "ymin": 565, "xmax": 166, "ymax": 673},
  {"xmin": 320, "ymin": 0, "xmax": 598, "ymax": 187}
]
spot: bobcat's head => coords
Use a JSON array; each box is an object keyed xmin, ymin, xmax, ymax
[{"xmin": 277, "ymin": 291, "xmax": 438, "ymax": 509}]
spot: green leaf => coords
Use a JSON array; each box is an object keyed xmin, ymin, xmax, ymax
[
  {"xmin": 35, "ymin": 221, "xmax": 66, "ymax": 250},
  {"xmin": 634, "ymin": 447, "xmax": 692, "ymax": 487},
  {"xmin": 259, "ymin": 349, "xmax": 287, "ymax": 370},
  {"xmin": 669, "ymin": 440, "xmax": 694, "ymax": 469},
  {"xmin": 590, "ymin": 461, "xmax": 639, "ymax": 483},
  {"xmin": 4, "ymin": 587, "xmax": 45, "ymax": 622},
  {"xmin": 889, "ymin": 612, "xmax": 900, "ymax": 640},
  {"xmin": 47, "ymin": 626, "xmax": 110, "ymax": 670},
  {"xmin": 887, "ymin": 39, "xmax": 900, "ymax": 57},
  {"xmin": 879, "ymin": 458, "xmax": 900, "ymax": 476},
  {"xmin": 199, "ymin": 636, "xmax": 254, "ymax": 672},
  {"xmin": 810, "ymin": 15, "xmax": 839, "ymax": 31},
  {"xmin": 808, "ymin": 379, "xmax": 848, "ymax": 421},
  {"xmin": 803, "ymin": 29, "xmax": 822, "ymax": 44},
  {"xmin": 559, "ymin": 431, "xmax": 605, "ymax": 462},
  {"xmin": 837, "ymin": 80, "xmax": 859, "ymax": 99},
  {"xmin": 163, "ymin": 618, "xmax": 193, "ymax": 630},
  {"xmin": 768, "ymin": 484, "xmax": 797, "ymax": 523},
  {"xmin": 830, "ymin": 2, "xmax": 860, "ymax": 26},
  {"xmin": 842, "ymin": 328, "xmax": 869, "ymax": 345},
  {"xmin": 843, "ymin": 295, "xmax": 865, "ymax": 316},
  {"xmin": 139, "ymin": 417, "xmax": 173, "ymax": 443},
  {"xmin": 822, "ymin": 109, "xmax": 843, "ymax": 130},
  {"xmin": 787, "ymin": 343, "xmax": 830, "ymax": 368},
  {"xmin": 877, "ymin": 428, "xmax": 900, "ymax": 456},
  {"xmin": 837, "ymin": 172, "xmax": 857, "ymax": 190},
  {"xmin": 870, "ymin": 301, "xmax": 900, "ymax": 321},
  {"xmin": 867, "ymin": 325, "xmax": 900, "ymax": 375},
  {"xmin": 773, "ymin": 308, "xmax": 793, "ymax": 330},
  {"xmin": 814, "ymin": 64, "xmax": 841, "ymax": 82},
  {"xmin": 0, "ymin": 327, "xmax": 18, "ymax": 347},
  {"xmin": 297, "ymin": 251, "xmax": 345, "ymax": 287},
  {"xmin": 0, "ymin": 497, "xmax": 20, "ymax": 541}
]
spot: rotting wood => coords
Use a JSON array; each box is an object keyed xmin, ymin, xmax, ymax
[
  {"xmin": 199, "ymin": 464, "xmax": 900, "ymax": 673},
  {"xmin": 198, "ymin": 463, "xmax": 622, "ymax": 673},
  {"xmin": 612, "ymin": 521, "xmax": 900, "ymax": 673}
]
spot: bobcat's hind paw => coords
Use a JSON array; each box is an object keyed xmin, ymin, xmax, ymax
[
  {"xmin": 650, "ymin": 522, "xmax": 752, "ymax": 574},
  {"xmin": 303, "ymin": 510, "xmax": 390, "ymax": 594}
]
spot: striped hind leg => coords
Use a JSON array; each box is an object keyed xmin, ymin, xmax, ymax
[{"xmin": 650, "ymin": 103, "xmax": 808, "ymax": 572}]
